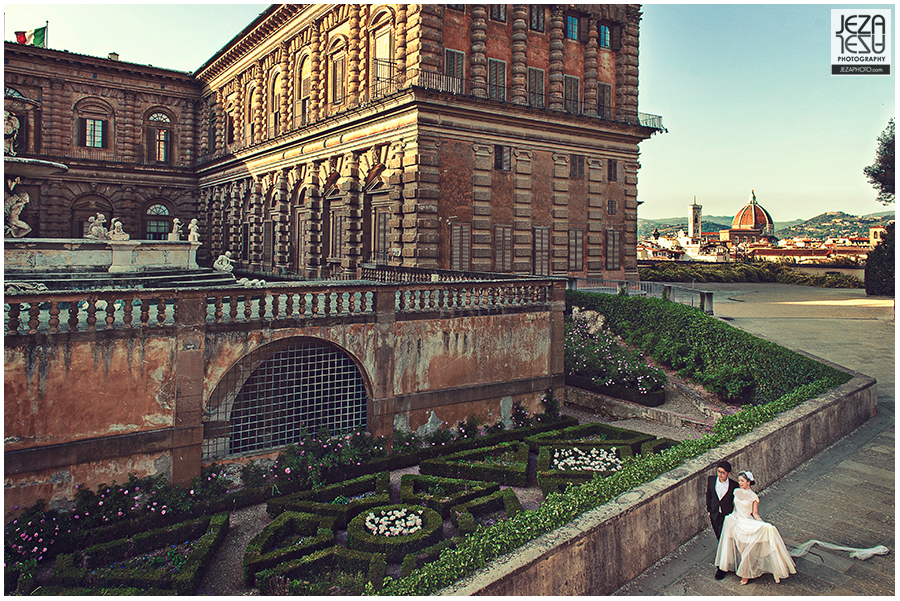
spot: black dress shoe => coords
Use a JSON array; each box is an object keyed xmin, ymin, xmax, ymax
[{"xmin": 714, "ymin": 569, "xmax": 727, "ymax": 580}]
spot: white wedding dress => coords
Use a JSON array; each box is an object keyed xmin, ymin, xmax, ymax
[{"xmin": 714, "ymin": 488, "xmax": 797, "ymax": 582}]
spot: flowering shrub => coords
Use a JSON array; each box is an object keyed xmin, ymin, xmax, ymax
[
  {"xmin": 552, "ymin": 447, "xmax": 623, "ymax": 472},
  {"xmin": 364, "ymin": 507, "xmax": 424, "ymax": 537},
  {"xmin": 565, "ymin": 308, "xmax": 667, "ymax": 395}
]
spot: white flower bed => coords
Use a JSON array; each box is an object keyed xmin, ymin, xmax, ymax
[
  {"xmin": 552, "ymin": 447, "xmax": 622, "ymax": 472},
  {"xmin": 364, "ymin": 507, "xmax": 424, "ymax": 537}
]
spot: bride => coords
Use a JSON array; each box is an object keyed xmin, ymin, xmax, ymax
[{"xmin": 714, "ymin": 470, "xmax": 796, "ymax": 585}]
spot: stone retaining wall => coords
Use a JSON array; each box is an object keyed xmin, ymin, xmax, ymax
[{"xmin": 441, "ymin": 363, "xmax": 877, "ymax": 595}]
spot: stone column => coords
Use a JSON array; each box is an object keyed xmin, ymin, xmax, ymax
[
  {"xmin": 396, "ymin": 5, "xmax": 408, "ymax": 85},
  {"xmin": 617, "ymin": 7, "xmax": 641, "ymax": 123},
  {"xmin": 279, "ymin": 43, "xmax": 291, "ymax": 133},
  {"xmin": 248, "ymin": 180, "xmax": 263, "ymax": 270},
  {"xmin": 470, "ymin": 5, "xmax": 488, "ymax": 98},
  {"xmin": 48, "ymin": 79, "xmax": 67, "ymax": 155},
  {"xmin": 214, "ymin": 90, "xmax": 225, "ymax": 154},
  {"xmin": 471, "ymin": 143, "xmax": 494, "ymax": 271},
  {"xmin": 583, "ymin": 19, "xmax": 599, "ymax": 117},
  {"xmin": 310, "ymin": 21, "xmax": 322, "ymax": 123},
  {"xmin": 385, "ymin": 140, "xmax": 405, "ymax": 263},
  {"xmin": 548, "ymin": 7, "xmax": 565, "ymax": 112},
  {"xmin": 349, "ymin": 5, "xmax": 362, "ymax": 105},
  {"xmin": 513, "ymin": 149, "xmax": 533, "ymax": 273},
  {"xmin": 273, "ymin": 171, "xmax": 291, "ymax": 271},
  {"xmin": 305, "ymin": 160, "xmax": 325, "ymax": 277},
  {"xmin": 510, "ymin": 5, "xmax": 528, "ymax": 106},
  {"xmin": 122, "ymin": 91, "xmax": 137, "ymax": 163},
  {"xmin": 253, "ymin": 64, "xmax": 265, "ymax": 142},
  {"xmin": 339, "ymin": 151, "xmax": 363, "ymax": 270},
  {"xmin": 228, "ymin": 182, "xmax": 242, "ymax": 255},
  {"xmin": 623, "ymin": 160, "xmax": 640, "ymax": 279}
]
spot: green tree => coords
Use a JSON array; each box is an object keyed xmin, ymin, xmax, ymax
[
  {"xmin": 863, "ymin": 118, "xmax": 895, "ymax": 205},
  {"xmin": 865, "ymin": 223, "xmax": 894, "ymax": 297}
]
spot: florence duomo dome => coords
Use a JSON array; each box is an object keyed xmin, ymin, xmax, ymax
[{"xmin": 732, "ymin": 190, "xmax": 775, "ymax": 236}]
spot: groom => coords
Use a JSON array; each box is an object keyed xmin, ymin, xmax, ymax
[{"xmin": 706, "ymin": 460, "xmax": 739, "ymax": 580}]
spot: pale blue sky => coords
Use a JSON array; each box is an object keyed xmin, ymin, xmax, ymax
[{"xmin": 4, "ymin": 3, "xmax": 895, "ymax": 221}]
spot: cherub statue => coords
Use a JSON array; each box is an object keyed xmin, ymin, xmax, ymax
[
  {"xmin": 5, "ymin": 176, "xmax": 31, "ymax": 238},
  {"xmin": 187, "ymin": 218, "xmax": 200, "ymax": 242},
  {"xmin": 213, "ymin": 250, "xmax": 236, "ymax": 272},
  {"xmin": 86, "ymin": 213, "xmax": 108, "ymax": 239},
  {"xmin": 168, "ymin": 217, "xmax": 183, "ymax": 241},
  {"xmin": 108, "ymin": 218, "xmax": 130, "ymax": 241}
]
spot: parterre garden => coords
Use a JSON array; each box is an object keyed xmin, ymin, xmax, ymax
[{"xmin": 5, "ymin": 290, "xmax": 853, "ymax": 595}]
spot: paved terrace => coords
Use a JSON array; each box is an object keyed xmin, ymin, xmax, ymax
[{"xmin": 615, "ymin": 283, "xmax": 895, "ymax": 596}]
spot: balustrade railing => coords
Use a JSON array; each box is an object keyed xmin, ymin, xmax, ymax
[{"xmin": 5, "ymin": 278, "xmax": 558, "ymax": 336}]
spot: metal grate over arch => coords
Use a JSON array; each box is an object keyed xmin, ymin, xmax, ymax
[{"xmin": 202, "ymin": 338, "xmax": 368, "ymax": 459}]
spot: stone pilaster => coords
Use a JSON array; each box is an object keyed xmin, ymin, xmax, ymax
[
  {"xmin": 400, "ymin": 138, "xmax": 440, "ymax": 268},
  {"xmin": 511, "ymin": 5, "xmax": 528, "ymax": 106},
  {"xmin": 234, "ymin": 80, "xmax": 245, "ymax": 146},
  {"xmin": 405, "ymin": 4, "xmax": 443, "ymax": 74},
  {"xmin": 214, "ymin": 90, "xmax": 225, "ymax": 153},
  {"xmin": 623, "ymin": 160, "xmax": 640, "ymax": 278},
  {"xmin": 183, "ymin": 99, "xmax": 197, "ymax": 167},
  {"xmin": 551, "ymin": 153, "xmax": 570, "ymax": 273},
  {"xmin": 396, "ymin": 5, "xmax": 408, "ymax": 84},
  {"xmin": 470, "ymin": 5, "xmax": 488, "ymax": 98},
  {"xmin": 48, "ymin": 79, "xmax": 67, "ymax": 155},
  {"xmin": 385, "ymin": 140, "xmax": 406, "ymax": 263},
  {"xmin": 548, "ymin": 7, "xmax": 565, "ymax": 111},
  {"xmin": 471, "ymin": 143, "xmax": 494, "ymax": 272},
  {"xmin": 513, "ymin": 149, "xmax": 533, "ymax": 273},
  {"xmin": 586, "ymin": 157, "xmax": 605, "ymax": 275}
]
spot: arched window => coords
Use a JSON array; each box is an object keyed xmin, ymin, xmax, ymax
[
  {"xmin": 145, "ymin": 111, "xmax": 174, "ymax": 164},
  {"xmin": 295, "ymin": 56, "xmax": 311, "ymax": 127},
  {"xmin": 328, "ymin": 40, "xmax": 347, "ymax": 107},
  {"xmin": 144, "ymin": 202, "xmax": 173, "ymax": 240},
  {"xmin": 269, "ymin": 70, "xmax": 282, "ymax": 137}
]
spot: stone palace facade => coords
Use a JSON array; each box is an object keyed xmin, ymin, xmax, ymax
[{"xmin": 5, "ymin": 4, "xmax": 663, "ymax": 279}]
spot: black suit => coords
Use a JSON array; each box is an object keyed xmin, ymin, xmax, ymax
[{"xmin": 706, "ymin": 475, "xmax": 739, "ymax": 540}]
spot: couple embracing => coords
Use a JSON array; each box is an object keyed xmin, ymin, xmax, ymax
[{"xmin": 705, "ymin": 460, "xmax": 796, "ymax": 585}]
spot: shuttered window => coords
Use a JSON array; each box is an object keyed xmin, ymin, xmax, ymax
[
  {"xmin": 444, "ymin": 49, "xmax": 465, "ymax": 94},
  {"xmin": 331, "ymin": 54, "xmax": 346, "ymax": 104},
  {"xmin": 530, "ymin": 6, "xmax": 545, "ymax": 31},
  {"xmin": 608, "ymin": 159, "xmax": 618, "ymax": 182},
  {"xmin": 600, "ymin": 25, "xmax": 611, "ymax": 48},
  {"xmin": 375, "ymin": 210, "xmax": 390, "ymax": 262},
  {"xmin": 611, "ymin": 25, "xmax": 623, "ymax": 51},
  {"xmin": 494, "ymin": 145, "xmax": 511, "ymax": 171},
  {"xmin": 331, "ymin": 213, "xmax": 345, "ymax": 259},
  {"xmin": 598, "ymin": 83, "xmax": 612, "ymax": 119},
  {"xmin": 570, "ymin": 154, "xmax": 584, "ymax": 179},
  {"xmin": 79, "ymin": 118, "xmax": 108, "ymax": 148},
  {"xmin": 533, "ymin": 227, "xmax": 550, "ymax": 275},
  {"xmin": 528, "ymin": 67, "xmax": 545, "ymax": 108},
  {"xmin": 564, "ymin": 75, "xmax": 580, "ymax": 114},
  {"xmin": 568, "ymin": 229, "xmax": 583, "ymax": 271},
  {"xmin": 494, "ymin": 225, "xmax": 513, "ymax": 272},
  {"xmin": 489, "ymin": 5, "xmax": 506, "ymax": 22},
  {"xmin": 263, "ymin": 220, "xmax": 274, "ymax": 266},
  {"xmin": 608, "ymin": 199, "xmax": 618, "ymax": 215},
  {"xmin": 606, "ymin": 229, "xmax": 621, "ymax": 270},
  {"xmin": 488, "ymin": 58, "xmax": 506, "ymax": 101},
  {"xmin": 451, "ymin": 224, "xmax": 471, "ymax": 271}
]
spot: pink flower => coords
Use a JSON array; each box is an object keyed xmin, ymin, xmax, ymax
[{"xmin": 285, "ymin": 468, "xmax": 291, "ymax": 474}]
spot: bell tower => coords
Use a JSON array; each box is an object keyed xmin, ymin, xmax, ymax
[{"xmin": 688, "ymin": 197, "xmax": 702, "ymax": 239}]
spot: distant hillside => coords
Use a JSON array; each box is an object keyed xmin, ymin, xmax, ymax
[
  {"xmin": 639, "ymin": 210, "xmax": 894, "ymax": 241},
  {"xmin": 775, "ymin": 211, "xmax": 894, "ymax": 239}
]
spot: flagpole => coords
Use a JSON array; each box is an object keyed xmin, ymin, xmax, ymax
[{"xmin": 45, "ymin": 21, "xmax": 48, "ymax": 48}]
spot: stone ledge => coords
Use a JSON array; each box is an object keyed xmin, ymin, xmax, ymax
[{"xmin": 440, "ymin": 365, "xmax": 877, "ymax": 595}]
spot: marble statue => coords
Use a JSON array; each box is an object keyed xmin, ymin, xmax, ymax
[
  {"xmin": 108, "ymin": 218, "xmax": 130, "ymax": 241},
  {"xmin": 187, "ymin": 218, "xmax": 200, "ymax": 242},
  {"xmin": 168, "ymin": 217, "xmax": 183, "ymax": 241},
  {"xmin": 5, "ymin": 177, "xmax": 31, "ymax": 238},
  {"xmin": 213, "ymin": 250, "xmax": 236, "ymax": 272},
  {"xmin": 86, "ymin": 213, "xmax": 108, "ymax": 239},
  {"xmin": 4, "ymin": 110, "xmax": 20, "ymax": 156}
]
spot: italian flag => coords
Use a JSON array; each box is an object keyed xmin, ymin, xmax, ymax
[{"xmin": 15, "ymin": 25, "xmax": 47, "ymax": 48}]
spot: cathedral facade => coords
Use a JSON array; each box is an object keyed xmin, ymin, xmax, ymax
[{"xmin": 5, "ymin": 4, "xmax": 663, "ymax": 279}]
